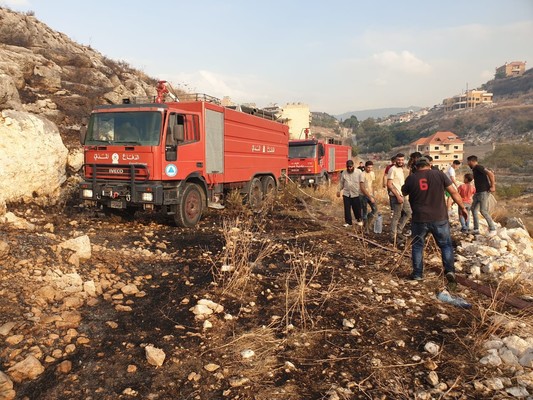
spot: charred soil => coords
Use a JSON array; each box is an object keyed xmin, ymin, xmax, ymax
[{"xmin": 1, "ymin": 191, "xmax": 531, "ymax": 400}]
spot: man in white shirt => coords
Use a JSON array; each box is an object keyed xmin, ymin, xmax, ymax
[
  {"xmin": 445, "ymin": 160, "xmax": 461, "ymax": 211},
  {"xmin": 387, "ymin": 153, "xmax": 412, "ymax": 242},
  {"xmin": 337, "ymin": 160, "xmax": 363, "ymax": 227}
]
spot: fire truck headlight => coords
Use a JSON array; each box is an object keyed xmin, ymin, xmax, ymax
[
  {"xmin": 141, "ymin": 192, "xmax": 153, "ymax": 202},
  {"xmin": 308, "ymin": 179, "xmax": 315, "ymax": 184},
  {"xmin": 82, "ymin": 189, "xmax": 93, "ymax": 198}
]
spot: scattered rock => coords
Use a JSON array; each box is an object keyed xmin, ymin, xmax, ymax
[
  {"xmin": 424, "ymin": 342, "xmax": 440, "ymax": 355},
  {"xmin": 426, "ymin": 371, "xmax": 439, "ymax": 386},
  {"xmin": 0, "ymin": 323, "xmax": 16, "ymax": 337},
  {"xmin": 203, "ymin": 363, "xmax": 220, "ymax": 372},
  {"xmin": 229, "ymin": 377, "xmax": 250, "ymax": 387},
  {"xmin": 57, "ymin": 360, "xmax": 72, "ymax": 374},
  {"xmin": 0, "ymin": 370, "xmax": 16, "ymax": 400},
  {"xmin": 145, "ymin": 345, "xmax": 165, "ymax": 367},
  {"xmin": 7, "ymin": 355, "xmax": 45, "ymax": 382}
]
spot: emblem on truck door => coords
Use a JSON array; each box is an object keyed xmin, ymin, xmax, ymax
[{"xmin": 165, "ymin": 164, "xmax": 178, "ymax": 177}]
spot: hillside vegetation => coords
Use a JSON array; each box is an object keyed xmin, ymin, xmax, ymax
[
  {"xmin": 332, "ymin": 70, "xmax": 533, "ymax": 154},
  {"xmin": 482, "ymin": 143, "xmax": 533, "ymax": 173}
]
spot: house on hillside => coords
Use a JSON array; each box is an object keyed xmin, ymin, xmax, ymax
[
  {"xmin": 410, "ymin": 131, "xmax": 464, "ymax": 169},
  {"xmin": 495, "ymin": 61, "xmax": 527, "ymax": 78},
  {"xmin": 443, "ymin": 90, "xmax": 493, "ymax": 111}
]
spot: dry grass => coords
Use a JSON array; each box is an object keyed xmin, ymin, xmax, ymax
[
  {"xmin": 464, "ymin": 279, "xmax": 533, "ymax": 357},
  {"xmin": 224, "ymin": 189, "xmax": 251, "ymax": 217},
  {"xmin": 283, "ymin": 247, "xmax": 330, "ymax": 331},
  {"xmin": 210, "ymin": 216, "xmax": 278, "ymax": 299}
]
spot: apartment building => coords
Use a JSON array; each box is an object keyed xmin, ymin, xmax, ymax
[
  {"xmin": 495, "ymin": 61, "xmax": 527, "ymax": 78},
  {"xmin": 410, "ymin": 131, "xmax": 464, "ymax": 169},
  {"xmin": 443, "ymin": 90, "xmax": 493, "ymax": 111}
]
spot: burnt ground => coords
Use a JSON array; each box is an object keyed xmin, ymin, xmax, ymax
[{"xmin": 1, "ymin": 189, "xmax": 532, "ymax": 400}]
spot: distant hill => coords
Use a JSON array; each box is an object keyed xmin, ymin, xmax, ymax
[{"xmin": 336, "ymin": 106, "xmax": 422, "ymax": 121}]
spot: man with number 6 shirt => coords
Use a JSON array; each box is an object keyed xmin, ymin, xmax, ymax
[{"xmin": 401, "ymin": 157, "xmax": 468, "ymax": 283}]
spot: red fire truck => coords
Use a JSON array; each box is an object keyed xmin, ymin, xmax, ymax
[
  {"xmin": 79, "ymin": 81, "xmax": 289, "ymax": 227},
  {"xmin": 288, "ymin": 137, "xmax": 351, "ymax": 186}
]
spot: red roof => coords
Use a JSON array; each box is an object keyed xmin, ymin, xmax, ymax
[{"xmin": 411, "ymin": 131, "xmax": 464, "ymax": 146}]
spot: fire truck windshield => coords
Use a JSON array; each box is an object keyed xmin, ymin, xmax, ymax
[
  {"xmin": 85, "ymin": 111, "xmax": 162, "ymax": 145},
  {"xmin": 289, "ymin": 144, "xmax": 316, "ymax": 159}
]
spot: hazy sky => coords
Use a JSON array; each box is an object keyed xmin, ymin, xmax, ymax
[{"xmin": 2, "ymin": 0, "xmax": 532, "ymax": 115}]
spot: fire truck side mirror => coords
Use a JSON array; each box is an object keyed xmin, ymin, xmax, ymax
[
  {"xmin": 174, "ymin": 124, "xmax": 185, "ymax": 142},
  {"xmin": 318, "ymin": 144, "xmax": 325, "ymax": 158},
  {"xmin": 80, "ymin": 126, "xmax": 87, "ymax": 145}
]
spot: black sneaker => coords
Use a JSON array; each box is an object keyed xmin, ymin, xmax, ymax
[
  {"xmin": 408, "ymin": 274, "xmax": 423, "ymax": 281},
  {"xmin": 445, "ymin": 272, "xmax": 456, "ymax": 283},
  {"xmin": 445, "ymin": 272, "xmax": 457, "ymax": 291}
]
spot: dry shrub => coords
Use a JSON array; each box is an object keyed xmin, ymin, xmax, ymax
[
  {"xmin": 224, "ymin": 189, "xmax": 250, "ymax": 217},
  {"xmin": 275, "ymin": 181, "xmax": 300, "ymax": 210},
  {"xmin": 210, "ymin": 217, "xmax": 278, "ymax": 298},
  {"xmin": 283, "ymin": 247, "xmax": 328, "ymax": 330},
  {"xmin": 225, "ymin": 326, "xmax": 281, "ymax": 371},
  {"xmin": 466, "ymin": 280, "xmax": 530, "ymax": 349}
]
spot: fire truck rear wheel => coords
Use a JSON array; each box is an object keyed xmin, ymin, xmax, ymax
[
  {"xmin": 173, "ymin": 183, "xmax": 204, "ymax": 227},
  {"xmin": 261, "ymin": 176, "xmax": 276, "ymax": 195},
  {"xmin": 247, "ymin": 177, "xmax": 263, "ymax": 212}
]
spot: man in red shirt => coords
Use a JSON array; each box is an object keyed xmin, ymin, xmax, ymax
[{"xmin": 402, "ymin": 157, "xmax": 467, "ymax": 282}]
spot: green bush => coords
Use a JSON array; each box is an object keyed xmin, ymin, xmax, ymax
[{"xmin": 496, "ymin": 184, "xmax": 527, "ymax": 199}]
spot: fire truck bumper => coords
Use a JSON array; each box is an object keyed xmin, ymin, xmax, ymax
[
  {"xmin": 289, "ymin": 174, "xmax": 319, "ymax": 186},
  {"xmin": 79, "ymin": 181, "xmax": 164, "ymax": 208}
]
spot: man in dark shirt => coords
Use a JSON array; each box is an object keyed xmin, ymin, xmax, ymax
[
  {"xmin": 466, "ymin": 155, "xmax": 496, "ymax": 235},
  {"xmin": 402, "ymin": 157, "xmax": 468, "ymax": 282}
]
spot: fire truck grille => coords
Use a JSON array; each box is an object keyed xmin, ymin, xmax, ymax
[
  {"xmin": 83, "ymin": 164, "xmax": 150, "ymax": 182},
  {"xmin": 289, "ymin": 167, "xmax": 310, "ymax": 173}
]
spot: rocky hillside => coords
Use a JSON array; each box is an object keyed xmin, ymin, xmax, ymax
[
  {"xmin": 0, "ymin": 7, "xmax": 160, "ymax": 148},
  {"xmin": 396, "ymin": 70, "xmax": 533, "ymax": 145}
]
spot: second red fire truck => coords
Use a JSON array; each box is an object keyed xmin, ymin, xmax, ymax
[{"xmin": 288, "ymin": 136, "xmax": 351, "ymax": 186}]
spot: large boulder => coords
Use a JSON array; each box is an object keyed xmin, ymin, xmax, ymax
[{"xmin": 0, "ymin": 110, "xmax": 68, "ymax": 214}]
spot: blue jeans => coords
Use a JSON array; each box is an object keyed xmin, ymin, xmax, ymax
[
  {"xmin": 458, "ymin": 203, "xmax": 472, "ymax": 230},
  {"xmin": 471, "ymin": 191, "xmax": 496, "ymax": 231},
  {"xmin": 360, "ymin": 195, "xmax": 378, "ymax": 222},
  {"xmin": 411, "ymin": 220, "xmax": 455, "ymax": 278}
]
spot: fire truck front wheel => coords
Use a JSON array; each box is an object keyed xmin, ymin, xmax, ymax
[{"xmin": 173, "ymin": 183, "xmax": 204, "ymax": 227}]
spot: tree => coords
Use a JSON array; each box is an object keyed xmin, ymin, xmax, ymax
[{"xmin": 341, "ymin": 115, "xmax": 359, "ymax": 132}]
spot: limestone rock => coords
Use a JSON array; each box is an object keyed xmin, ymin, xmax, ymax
[
  {"xmin": 58, "ymin": 235, "xmax": 91, "ymax": 261},
  {"xmin": 503, "ymin": 335, "xmax": 530, "ymax": 357},
  {"xmin": 121, "ymin": 284, "xmax": 139, "ymax": 295},
  {"xmin": 0, "ymin": 323, "xmax": 16, "ymax": 337},
  {"xmin": 0, "ymin": 110, "xmax": 68, "ymax": 214},
  {"xmin": 7, "ymin": 355, "xmax": 45, "ymax": 382},
  {"xmin": 0, "ymin": 371, "xmax": 16, "ymax": 400},
  {"xmin": 3, "ymin": 213, "xmax": 35, "ymax": 231},
  {"xmin": 145, "ymin": 345, "xmax": 165, "ymax": 367},
  {"xmin": 424, "ymin": 341, "xmax": 440, "ymax": 355},
  {"xmin": 0, "ymin": 240, "xmax": 9, "ymax": 259}
]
